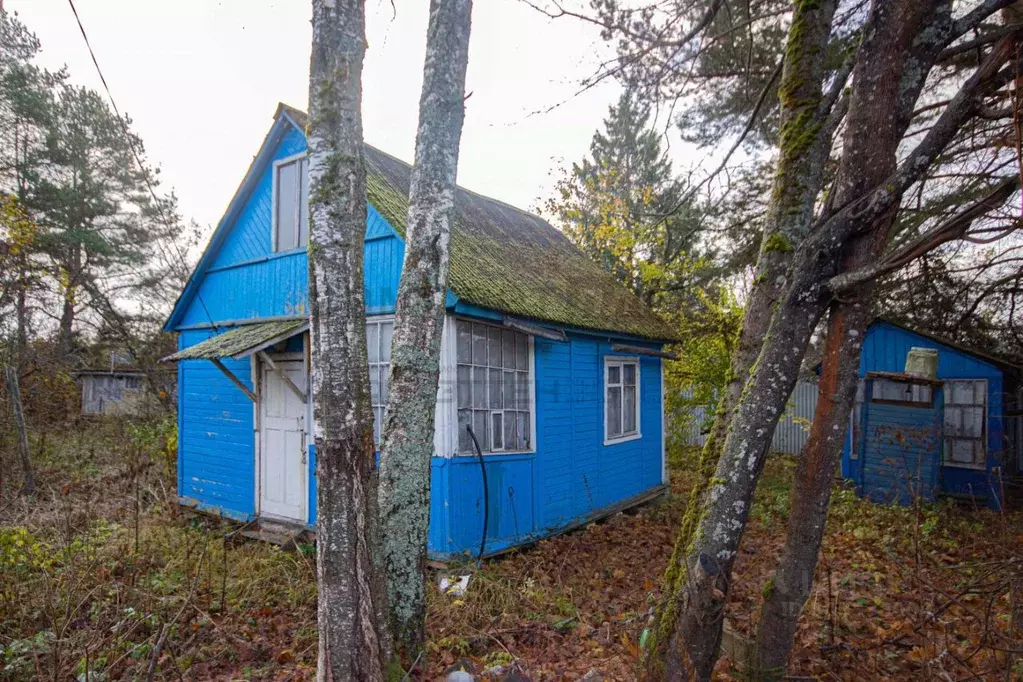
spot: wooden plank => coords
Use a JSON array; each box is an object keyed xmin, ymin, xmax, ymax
[
  {"xmin": 257, "ymin": 351, "xmax": 308, "ymax": 403},
  {"xmin": 211, "ymin": 359, "xmax": 256, "ymax": 402}
]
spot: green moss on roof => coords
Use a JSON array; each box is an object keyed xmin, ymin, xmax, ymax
[
  {"xmin": 281, "ymin": 104, "xmax": 676, "ymax": 341},
  {"xmin": 165, "ymin": 320, "xmax": 307, "ymax": 361}
]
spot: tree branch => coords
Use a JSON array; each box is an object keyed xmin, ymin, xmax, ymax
[{"xmin": 827, "ymin": 175, "xmax": 1021, "ymax": 292}]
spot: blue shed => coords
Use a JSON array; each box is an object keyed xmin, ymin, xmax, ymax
[
  {"xmin": 163, "ymin": 104, "xmax": 675, "ymax": 559},
  {"xmin": 841, "ymin": 319, "xmax": 1020, "ymax": 509}
]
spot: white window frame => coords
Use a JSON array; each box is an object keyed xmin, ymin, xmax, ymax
[
  {"xmin": 943, "ymin": 378, "xmax": 987, "ymax": 470},
  {"xmin": 604, "ymin": 356, "xmax": 641, "ymax": 445},
  {"xmin": 454, "ymin": 317, "xmax": 536, "ymax": 456},
  {"xmin": 271, "ymin": 152, "xmax": 309, "ymax": 253}
]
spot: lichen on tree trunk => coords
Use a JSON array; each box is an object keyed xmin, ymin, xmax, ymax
[
  {"xmin": 376, "ymin": 0, "xmax": 472, "ymax": 666},
  {"xmin": 307, "ymin": 1, "xmax": 387, "ymax": 679}
]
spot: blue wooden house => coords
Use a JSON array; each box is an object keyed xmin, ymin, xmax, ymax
[
  {"xmin": 163, "ymin": 104, "xmax": 675, "ymax": 558},
  {"xmin": 841, "ymin": 319, "xmax": 1021, "ymax": 509}
]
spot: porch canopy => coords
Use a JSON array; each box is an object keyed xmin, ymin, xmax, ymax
[{"xmin": 162, "ymin": 319, "xmax": 308, "ymax": 403}]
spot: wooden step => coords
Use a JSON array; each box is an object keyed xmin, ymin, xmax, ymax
[{"xmin": 238, "ymin": 528, "xmax": 301, "ymax": 549}]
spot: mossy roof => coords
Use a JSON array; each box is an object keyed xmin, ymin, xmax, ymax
[
  {"xmin": 164, "ymin": 320, "xmax": 307, "ymax": 361},
  {"xmin": 282, "ymin": 105, "xmax": 675, "ymax": 342}
]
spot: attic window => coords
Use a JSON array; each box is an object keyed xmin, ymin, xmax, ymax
[{"xmin": 273, "ymin": 154, "xmax": 309, "ymax": 252}]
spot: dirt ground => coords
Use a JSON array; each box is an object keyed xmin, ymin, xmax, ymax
[{"xmin": 1, "ymin": 422, "xmax": 1021, "ymax": 680}]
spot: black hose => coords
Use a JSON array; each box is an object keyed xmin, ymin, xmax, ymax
[{"xmin": 466, "ymin": 425, "xmax": 488, "ymax": 565}]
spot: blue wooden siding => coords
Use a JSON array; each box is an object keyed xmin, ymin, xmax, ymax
[
  {"xmin": 177, "ymin": 329, "xmax": 255, "ymax": 520},
  {"xmin": 428, "ymin": 331, "xmax": 664, "ymax": 559},
  {"xmin": 857, "ymin": 391, "xmax": 942, "ymax": 506},
  {"xmin": 842, "ymin": 321, "xmax": 1005, "ymax": 507}
]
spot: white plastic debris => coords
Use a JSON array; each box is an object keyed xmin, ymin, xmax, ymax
[{"xmin": 439, "ymin": 573, "xmax": 471, "ymax": 597}]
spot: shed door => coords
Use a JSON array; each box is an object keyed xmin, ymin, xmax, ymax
[{"xmin": 259, "ymin": 360, "xmax": 307, "ymax": 522}]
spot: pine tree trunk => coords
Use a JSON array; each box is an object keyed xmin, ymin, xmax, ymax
[
  {"xmin": 377, "ymin": 0, "xmax": 472, "ymax": 665},
  {"xmin": 649, "ymin": 1, "xmax": 970, "ymax": 678},
  {"xmin": 307, "ymin": 1, "xmax": 386, "ymax": 679},
  {"xmin": 645, "ymin": 0, "xmax": 838, "ymax": 676},
  {"xmin": 5, "ymin": 366, "xmax": 34, "ymax": 496},
  {"xmin": 753, "ymin": 2, "xmax": 954, "ymax": 674}
]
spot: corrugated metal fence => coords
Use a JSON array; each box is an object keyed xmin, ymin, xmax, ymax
[{"xmin": 681, "ymin": 380, "xmax": 820, "ymax": 455}]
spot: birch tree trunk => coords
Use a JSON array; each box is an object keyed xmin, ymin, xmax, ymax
[
  {"xmin": 649, "ymin": 0, "xmax": 1019, "ymax": 678},
  {"xmin": 377, "ymin": 0, "xmax": 472, "ymax": 665},
  {"xmin": 307, "ymin": 1, "xmax": 386, "ymax": 678},
  {"xmin": 5, "ymin": 365, "xmax": 34, "ymax": 496}
]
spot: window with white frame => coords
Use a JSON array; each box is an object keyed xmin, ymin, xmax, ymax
[
  {"xmin": 366, "ymin": 317, "xmax": 394, "ymax": 446},
  {"xmin": 943, "ymin": 379, "xmax": 987, "ymax": 469},
  {"xmin": 605, "ymin": 357, "xmax": 640, "ymax": 442},
  {"xmin": 273, "ymin": 155, "xmax": 309, "ymax": 252},
  {"xmin": 455, "ymin": 320, "xmax": 532, "ymax": 454}
]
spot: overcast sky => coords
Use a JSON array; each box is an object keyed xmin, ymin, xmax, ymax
[{"xmin": 7, "ymin": 0, "xmax": 623, "ymax": 236}]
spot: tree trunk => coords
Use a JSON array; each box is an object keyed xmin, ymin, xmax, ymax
[
  {"xmin": 646, "ymin": 0, "xmax": 839, "ymax": 675},
  {"xmin": 650, "ymin": 0, "xmax": 977, "ymax": 677},
  {"xmin": 377, "ymin": 0, "xmax": 472, "ymax": 665},
  {"xmin": 307, "ymin": 1, "xmax": 387, "ymax": 679},
  {"xmin": 58, "ymin": 246, "xmax": 81, "ymax": 360},
  {"xmin": 6, "ymin": 365, "xmax": 35, "ymax": 496},
  {"xmin": 753, "ymin": 2, "xmax": 956, "ymax": 673}
]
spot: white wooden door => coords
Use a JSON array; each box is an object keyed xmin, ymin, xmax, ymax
[{"xmin": 259, "ymin": 359, "xmax": 307, "ymax": 521}]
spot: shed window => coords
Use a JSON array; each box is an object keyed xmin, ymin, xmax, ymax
[
  {"xmin": 605, "ymin": 358, "xmax": 640, "ymax": 443},
  {"xmin": 870, "ymin": 378, "xmax": 932, "ymax": 406},
  {"xmin": 366, "ymin": 317, "xmax": 393, "ymax": 445},
  {"xmin": 273, "ymin": 155, "xmax": 309, "ymax": 252},
  {"xmin": 943, "ymin": 379, "xmax": 987, "ymax": 469},
  {"xmin": 125, "ymin": 376, "xmax": 142, "ymax": 389},
  {"xmin": 455, "ymin": 320, "xmax": 532, "ymax": 454}
]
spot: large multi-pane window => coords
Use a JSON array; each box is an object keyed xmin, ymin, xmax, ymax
[
  {"xmin": 456, "ymin": 320, "xmax": 532, "ymax": 454},
  {"xmin": 273, "ymin": 155, "xmax": 309, "ymax": 252},
  {"xmin": 943, "ymin": 379, "xmax": 987, "ymax": 469},
  {"xmin": 366, "ymin": 318, "xmax": 394, "ymax": 445},
  {"xmin": 605, "ymin": 358, "xmax": 639, "ymax": 442}
]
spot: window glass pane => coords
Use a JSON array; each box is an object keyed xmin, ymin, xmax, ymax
[
  {"xmin": 373, "ymin": 406, "xmax": 383, "ymax": 445},
  {"xmin": 517, "ymin": 412, "xmax": 529, "ymax": 450},
  {"xmin": 492, "ymin": 413, "xmax": 504, "ymax": 450},
  {"xmin": 624, "ymin": 385, "xmax": 637, "ymax": 433},
  {"xmin": 380, "ymin": 365, "xmax": 389, "ymax": 404},
  {"xmin": 504, "ymin": 371, "xmax": 516, "ymax": 411},
  {"xmin": 298, "ymin": 158, "xmax": 309, "ymax": 246},
  {"xmin": 457, "ymin": 365, "xmax": 471, "ymax": 409},
  {"xmin": 607, "ymin": 386, "xmax": 622, "ymax": 436},
  {"xmin": 488, "ymin": 327, "xmax": 502, "ymax": 368},
  {"xmin": 975, "ymin": 381, "xmax": 987, "ymax": 405},
  {"xmin": 623, "ymin": 363, "xmax": 636, "ymax": 387},
  {"xmin": 458, "ymin": 409, "xmax": 472, "ymax": 453},
  {"xmin": 367, "ymin": 323, "xmax": 379, "ymax": 364},
  {"xmin": 276, "ymin": 161, "xmax": 299, "ymax": 251},
  {"xmin": 504, "ymin": 411, "xmax": 515, "ymax": 450},
  {"xmin": 472, "ymin": 324, "xmax": 488, "ymax": 365},
  {"xmin": 489, "ymin": 368, "xmax": 504, "ymax": 408},
  {"xmin": 472, "ymin": 366, "xmax": 487, "ymax": 409},
  {"xmin": 517, "ymin": 370, "xmax": 529, "ymax": 410},
  {"xmin": 516, "ymin": 333, "xmax": 528, "ymax": 370},
  {"xmin": 950, "ymin": 438, "xmax": 974, "ymax": 463},
  {"xmin": 503, "ymin": 331, "xmax": 516, "ymax": 369},
  {"xmin": 473, "ymin": 410, "xmax": 489, "ymax": 451},
  {"xmin": 456, "ymin": 321, "xmax": 471, "ymax": 363},
  {"xmin": 380, "ymin": 322, "xmax": 393, "ymax": 363},
  {"xmin": 370, "ymin": 366, "xmax": 380, "ymax": 404},
  {"xmin": 608, "ymin": 365, "xmax": 621, "ymax": 385}
]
